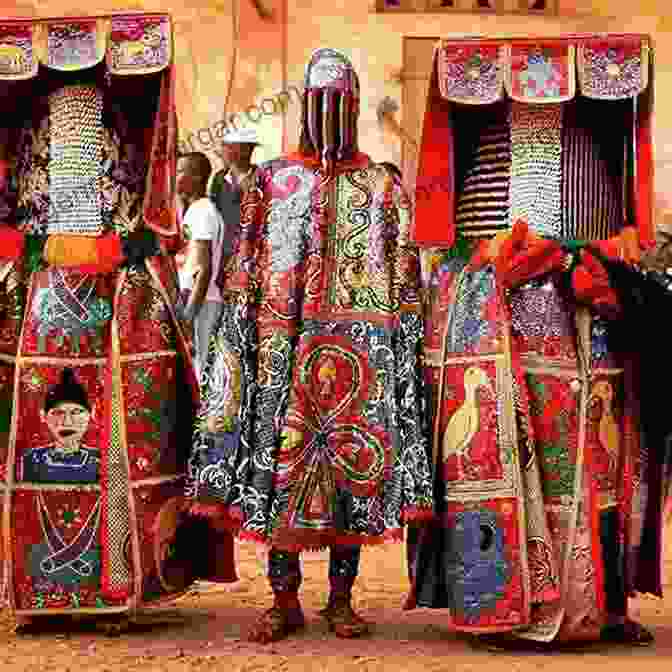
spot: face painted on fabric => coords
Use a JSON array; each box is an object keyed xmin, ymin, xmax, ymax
[{"xmin": 42, "ymin": 401, "xmax": 91, "ymax": 453}]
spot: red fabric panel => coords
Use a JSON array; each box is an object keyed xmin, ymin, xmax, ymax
[{"xmin": 412, "ymin": 57, "xmax": 455, "ymax": 248}]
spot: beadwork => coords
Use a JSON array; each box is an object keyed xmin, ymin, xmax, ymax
[
  {"xmin": 579, "ymin": 41, "xmax": 647, "ymax": 99},
  {"xmin": 509, "ymin": 102, "xmax": 562, "ymax": 236},
  {"xmin": 48, "ymin": 85, "xmax": 104, "ymax": 236},
  {"xmin": 438, "ymin": 45, "xmax": 505, "ymax": 104}
]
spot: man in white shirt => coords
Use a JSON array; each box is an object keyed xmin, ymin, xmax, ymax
[
  {"xmin": 209, "ymin": 127, "xmax": 261, "ymax": 245},
  {"xmin": 175, "ymin": 152, "xmax": 226, "ymax": 381}
]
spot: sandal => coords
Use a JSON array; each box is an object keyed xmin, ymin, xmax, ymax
[
  {"xmin": 247, "ymin": 605, "xmax": 305, "ymax": 644},
  {"xmin": 601, "ymin": 620, "xmax": 654, "ymax": 647},
  {"xmin": 320, "ymin": 601, "xmax": 370, "ymax": 638}
]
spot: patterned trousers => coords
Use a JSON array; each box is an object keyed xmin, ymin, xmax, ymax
[{"xmin": 268, "ymin": 546, "xmax": 361, "ymax": 595}]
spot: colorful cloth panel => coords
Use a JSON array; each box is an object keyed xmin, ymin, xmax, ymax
[
  {"xmin": 2, "ymin": 256, "xmax": 213, "ymax": 616},
  {"xmin": 107, "ymin": 15, "xmax": 172, "ymax": 76},
  {"xmin": 454, "ymin": 101, "xmax": 512, "ymax": 239},
  {"xmin": 578, "ymin": 38, "xmax": 650, "ymax": 100},
  {"xmin": 414, "ymin": 257, "xmax": 645, "ymax": 641},
  {"xmin": 437, "ymin": 43, "xmax": 506, "ymax": 105},
  {"xmin": 0, "ymin": 22, "xmax": 38, "ymax": 80},
  {"xmin": 35, "ymin": 19, "xmax": 107, "ymax": 72},
  {"xmin": 11, "ymin": 489, "xmax": 106, "ymax": 611},
  {"xmin": 506, "ymin": 44, "xmax": 575, "ymax": 104}
]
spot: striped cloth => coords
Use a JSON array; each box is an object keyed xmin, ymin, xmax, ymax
[
  {"xmin": 560, "ymin": 97, "xmax": 626, "ymax": 241},
  {"xmin": 455, "ymin": 102, "xmax": 511, "ymax": 239}
]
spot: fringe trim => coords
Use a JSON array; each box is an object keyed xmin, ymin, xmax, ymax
[
  {"xmin": 188, "ymin": 502, "xmax": 243, "ymax": 533},
  {"xmin": 400, "ymin": 506, "xmax": 435, "ymax": 523}
]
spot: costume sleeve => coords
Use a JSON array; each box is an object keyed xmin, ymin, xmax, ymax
[{"xmin": 388, "ymin": 176, "xmax": 434, "ymax": 520}]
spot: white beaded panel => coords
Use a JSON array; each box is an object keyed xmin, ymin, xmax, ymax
[
  {"xmin": 48, "ymin": 85, "xmax": 104, "ymax": 236},
  {"xmin": 509, "ymin": 102, "xmax": 562, "ymax": 238}
]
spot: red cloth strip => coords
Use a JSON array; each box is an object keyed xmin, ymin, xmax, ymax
[{"xmin": 412, "ymin": 57, "xmax": 455, "ymax": 248}]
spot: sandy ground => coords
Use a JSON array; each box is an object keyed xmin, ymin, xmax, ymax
[{"xmin": 3, "ymin": 531, "xmax": 672, "ymax": 672}]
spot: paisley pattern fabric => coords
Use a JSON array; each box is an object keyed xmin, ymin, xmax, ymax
[{"xmin": 188, "ymin": 156, "xmax": 434, "ymax": 550}]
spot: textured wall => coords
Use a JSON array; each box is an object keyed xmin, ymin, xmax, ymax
[{"xmin": 0, "ymin": 0, "xmax": 670, "ymax": 213}]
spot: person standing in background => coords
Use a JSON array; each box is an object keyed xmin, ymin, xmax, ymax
[{"xmin": 175, "ymin": 152, "xmax": 226, "ymax": 381}]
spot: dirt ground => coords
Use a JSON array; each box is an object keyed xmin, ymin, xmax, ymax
[{"xmin": 3, "ymin": 529, "xmax": 672, "ymax": 672}]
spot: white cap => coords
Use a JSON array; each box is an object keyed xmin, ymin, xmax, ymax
[{"xmin": 221, "ymin": 126, "xmax": 261, "ymax": 144}]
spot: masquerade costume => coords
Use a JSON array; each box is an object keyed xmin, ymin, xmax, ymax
[
  {"xmin": 407, "ymin": 36, "xmax": 659, "ymax": 645},
  {"xmin": 0, "ymin": 15, "xmax": 235, "ymax": 626},
  {"xmin": 187, "ymin": 48, "xmax": 433, "ymax": 641}
]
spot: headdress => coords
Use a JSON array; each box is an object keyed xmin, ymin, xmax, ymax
[{"xmin": 299, "ymin": 48, "xmax": 359, "ymax": 174}]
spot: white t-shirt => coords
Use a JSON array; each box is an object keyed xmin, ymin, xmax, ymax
[{"xmin": 178, "ymin": 197, "xmax": 225, "ymax": 303}]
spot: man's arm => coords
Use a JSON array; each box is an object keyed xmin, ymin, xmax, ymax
[{"xmin": 184, "ymin": 239, "xmax": 212, "ymax": 321}]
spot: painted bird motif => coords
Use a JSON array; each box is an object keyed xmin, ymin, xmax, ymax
[
  {"xmin": 443, "ymin": 366, "xmax": 493, "ymax": 478},
  {"xmin": 590, "ymin": 380, "xmax": 620, "ymax": 472}
]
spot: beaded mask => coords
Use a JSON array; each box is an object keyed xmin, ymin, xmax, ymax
[
  {"xmin": 48, "ymin": 84, "xmax": 104, "ymax": 236},
  {"xmin": 298, "ymin": 48, "xmax": 360, "ymax": 173}
]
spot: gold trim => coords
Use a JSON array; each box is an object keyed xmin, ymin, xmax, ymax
[
  {"xmin": 131, "ymin": 474, "xmax": 183, "ymax": 488},
  {"xmin": 15, "ymin": 606, "xmax": 129, "ymax": 615},
  {"xmin": 11, "ymin": 483, "xmax": 101, "ymax": 491},
  {"xmin": 110, "ymin": 268, "xmax": 143, "ymax": 611}
]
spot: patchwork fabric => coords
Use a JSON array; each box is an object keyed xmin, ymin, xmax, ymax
[
  {"xmin": 116, "ymin": 265, "xmax": 176, "ymax": 356},
  {"xmin": 107, "ymin": 15, "xmax": 171, "ymax": 75},
  {"xmin": 415, "ymin": 251, "xmax": 643, "ymax": 642},
  {"xmin": 22, "ymin": 269, "xmax": 113, "ymax": 357},
  {"xmin": 578, "ymin": 38, "xmax": 649, "ymax": 100},
  {"xmin": 437, "ymin": 43, "xmax": 506, "ymax": 104},
  {"xmin": 38, "ymin": 20, "xmax": 106, "ymax": 72},
  {"xmin": 11, "ymin": 489, "xmax": 108, "ymax": 611},
  {"xmin": 507, "ymin": 44, "xmax": 575, "ymax": 103},
  {"xmin": 0, "ymin": 23, "xmax": 38, "ymax": 80}
]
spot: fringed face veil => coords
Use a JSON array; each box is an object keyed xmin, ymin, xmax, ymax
[{"xmin": 299, "ymin": 48, "xmax": 360, "ymax": 175}]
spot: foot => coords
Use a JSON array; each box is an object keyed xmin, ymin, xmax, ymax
[
  {"xmin": 94, "ymin": 615, "xmax": 131, "ymax": 636},
  {"xmin": 601, "ymin": 619, "xmax": 654, "ymax": 646},
  {"xmin": 320, "ymin": 600, "xmax": 371, "ymax": 638},
  {"xmin": 247, "ymin": 604, "xmax": 305, "ymax": 644},
  {"xmin": 13, "ymin": 616, "xmax": 35, "ymax": 635}
]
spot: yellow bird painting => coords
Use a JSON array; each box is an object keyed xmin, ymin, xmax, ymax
[
  {"xmin": 590, "ymin": 380, "xmax": 620, "ymax": 472},
  {"xmin": 443, "ymin": 366, "xmax": 494, "ymax": 478}
]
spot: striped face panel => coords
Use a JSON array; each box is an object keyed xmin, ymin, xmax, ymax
[
  {"xmin": 454, "ymin": 101, "xmax": 512, "ymax": 239},
  {"xmin": 560, "ymin": 96, "xmax": 627, "ymax": 242},
  {"xmin": 453, "ymin": 97, "xmax": 627, "ymax": 242}
]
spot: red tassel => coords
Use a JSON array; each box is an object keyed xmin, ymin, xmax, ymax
[
  {"xmin": 572, "ymin": 251, "xmax": 621, "ymax": 318},
  {"xmin": 96, "ymin": 233, "xmax": 124, "ymax": 273},
  {"xmin": 0, "ymin": 225, "xmax": 25, "ymax": 260}
]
